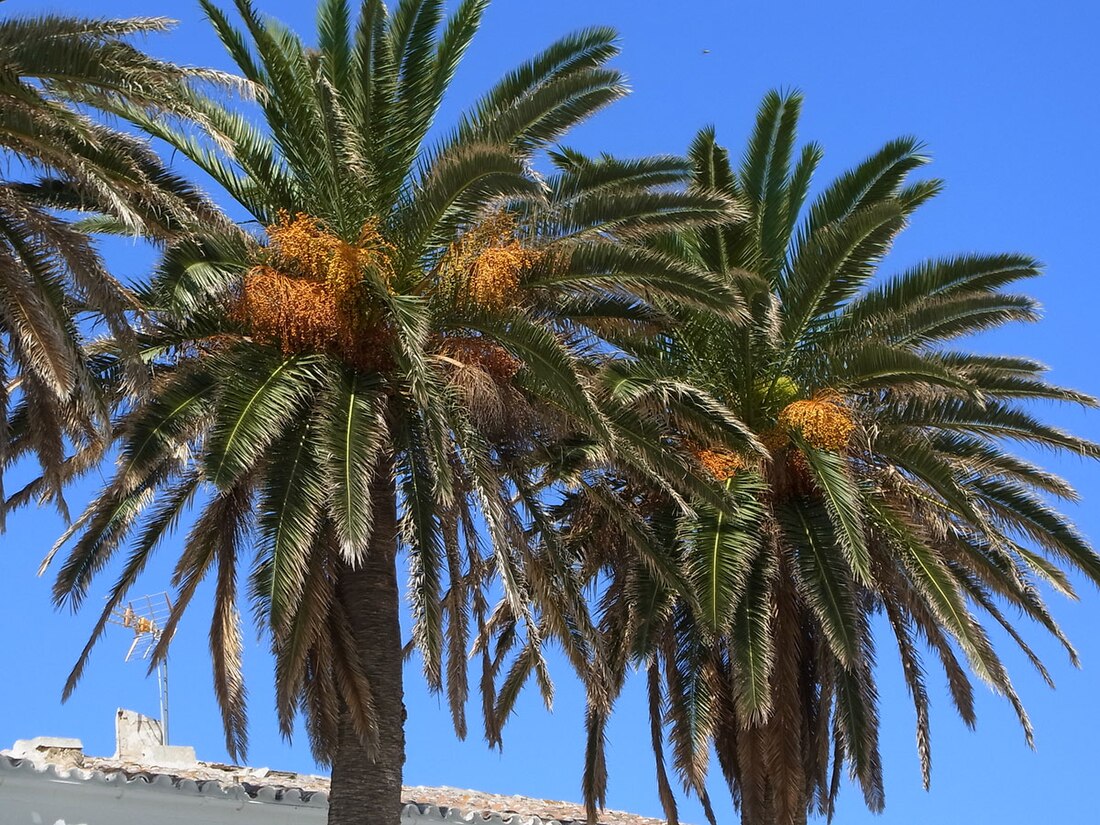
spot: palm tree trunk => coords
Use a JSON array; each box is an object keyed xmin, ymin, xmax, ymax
[
  {"xmin": 328, "ymin": 475, "xmax": 406, "ymax": 825},
  {"xmin": 744, "ymin": 804, "xmax": 809, "ymax": 825}
]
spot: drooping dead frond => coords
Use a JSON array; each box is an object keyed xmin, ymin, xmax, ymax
[
  {"xmin": 437, "ymin": 336, "xmax": 522, "ymax": 384},
  {"xmin": 434, "ymin": 336, "xmax": 542, "ymax": 440}
]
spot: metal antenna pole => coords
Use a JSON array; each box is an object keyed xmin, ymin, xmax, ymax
[{"xmin": 157, "ymin": 658, "xmax": 170, "ymax": 746}]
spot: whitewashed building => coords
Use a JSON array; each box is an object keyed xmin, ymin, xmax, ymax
[{"xmin": 0, "ymin": 710, "xmax": 661, "ymax": 825}]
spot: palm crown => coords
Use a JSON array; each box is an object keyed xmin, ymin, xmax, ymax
[
  {"xmin": 544, "ymin": 90, "xmax": 1100, "ymax": 825},
  {"xmin": 43, "ymin": 2, "xmax": 739, "ymax": 822}
]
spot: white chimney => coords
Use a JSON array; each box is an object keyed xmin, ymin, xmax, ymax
[{"xmin": 114, "ymin": 708, "xmax": 197, "ymax": 768}]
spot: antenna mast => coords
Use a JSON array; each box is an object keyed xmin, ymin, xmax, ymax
[{"xmin": 107, "ymin": 593, "xmax": 173, "ymax": 745}]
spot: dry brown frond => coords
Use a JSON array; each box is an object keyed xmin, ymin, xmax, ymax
[
  {"xmin": 647, "ymin": 662, "xmax": 681, "ymax": 825},
  {"xmin": 210, "ymin": 527, "xmax": 247, "ymax": 761},
  {"xmin": 437, "ymin": 336, "xmax": 522, "ymax": 383},
  {"xmin": 441, "ymin": 508, "xmax": 470, "ymax": 740},
  {"xmin": 434, "ymin": 336, "xmax": 539, "ymax": 439}
]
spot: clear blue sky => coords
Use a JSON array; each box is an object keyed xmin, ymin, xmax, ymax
[{"xmin": 3, "ymin": 1, "xmax": 1099, "ymax": 823}]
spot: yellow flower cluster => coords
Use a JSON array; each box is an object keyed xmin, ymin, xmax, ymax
[
  {"xmin": 692, "ymin": 446, "xmax": 745, "ymax": 481},
  {"xmin": 777, "ymin": 394, "xmax": 855, "ymax": 451},
  {"xmin": 437, "ymin": 336, "xmax": 522, "ymax": 384},
  {"xmin": 237, "ymin": 265, "xmax": 339, "ymax": 352},
  {"xmin": 266, "ymin": 213, "xmax": 394, "ymax": 299},
  {"xmin": 438, "ymin": 213, "xmax": 542, "ymax": 311},
  {"xmin": 266, "ymin": 213, "xmax": 335, "ymax": 280},
  {"xmin": 235, "ymin": 213, "xmax": 395, "ymax": 372},
  {"xmin": 470, "ymin": 243, "xmax": 540, "ymax": 308}
]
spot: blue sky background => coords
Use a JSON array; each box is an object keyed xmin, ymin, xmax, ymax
[{"xmin": 2, "ymin": 1, "xmax": 1099, "ymax": 823}]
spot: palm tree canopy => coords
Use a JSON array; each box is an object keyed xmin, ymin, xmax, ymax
[
  {"xmin": 44, "ymin": 0, "xmax": 741, "ymax": 769},
  {"xmin": 533, "ymin": 90, "xmax": 1100, "ymax": 825},
  {"xmin": 0, "ymin": 12, "xmax": 228, "ymax": 520}
]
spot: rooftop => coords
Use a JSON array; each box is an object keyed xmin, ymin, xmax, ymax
[{"xmin": 1, "ymin": 712, "xmax": 667, "ymax": 825}]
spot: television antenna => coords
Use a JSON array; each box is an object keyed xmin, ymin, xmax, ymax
[{"xmin": 107, "ymin": 593, "xmax": 173, "ymax": 745}]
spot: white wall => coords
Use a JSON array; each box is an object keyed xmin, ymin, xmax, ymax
[{"xmin": 0, "ymin": 768, "xmax": 330, "ymax": 825}]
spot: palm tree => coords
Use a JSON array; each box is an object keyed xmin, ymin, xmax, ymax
[
  {"xmin": 534, "ymin": 90, "xmax": 1100, "ymax": 825},
  {"xmin": 41, "ymin": 2, "xmax": 737, "ymax": 823},
  {"xmin": 0, "ymin": 13, "xmax": 226, "ymax": 519}
]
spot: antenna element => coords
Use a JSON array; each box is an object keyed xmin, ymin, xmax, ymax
[{"xmin": 107, "ymin": 593, "xmax": 173, "ymax": 745}]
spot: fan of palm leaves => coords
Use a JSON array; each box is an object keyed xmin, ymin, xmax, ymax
[
  {"xmin": 513, "ymin": 90, "xmax": 1099, "ymax": 825},
  {"xmin": 41, "ymin": 2, "xmax": 743, "ymax": 822}
]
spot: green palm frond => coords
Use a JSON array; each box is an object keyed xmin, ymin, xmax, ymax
[
  {"xmin": 321, "ymin": 371, "xmax": 388, "ymax": 558},
  {"xmin": 253, "ymin": 422, "xmax": 326, "ymax": 632},
  {"xmin": 0, "ymin": 10, "xmax": 228, "ymax": 515}
]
